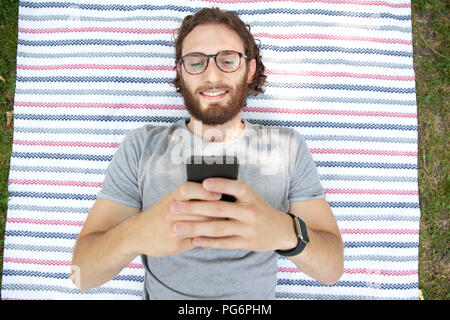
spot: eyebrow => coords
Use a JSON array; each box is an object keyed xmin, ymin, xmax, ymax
[
  {"xmin": 183, "ymin": 52, "xmax": 206, "ymax": 56},
  {"xmin": 182, "ymin": 50, "xmax": 241, "ymax": 56}
]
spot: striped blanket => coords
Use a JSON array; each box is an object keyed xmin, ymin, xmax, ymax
[{"xmin": 2, "ymin": 0, "xmax": 419, "ymax": 299}]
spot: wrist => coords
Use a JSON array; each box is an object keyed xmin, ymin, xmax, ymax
[
  {"xmin": 276, "ymin": 212, "xmax": 310, "ymax": 256},
  {"xmin": 118, "ymin": 213, "xmax": 144, "ymax": 257},
  {"xmin": 278, "ymin": 212, "xmax": 299, "ymax": 251}
]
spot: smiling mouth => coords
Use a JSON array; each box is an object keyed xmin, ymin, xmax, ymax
[{"xmin": 199, "ymin": 89, "xmax": 229, "ymax": 98}]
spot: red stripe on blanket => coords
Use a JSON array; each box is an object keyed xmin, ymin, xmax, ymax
[
  {"xmin": 196, "ymin": 0, "xmax": 411, "ymax": 8},
  {"xmin": 17, "ymin": 28, "xmax": 411, "ymax": 45},
  {"xmin": 310, "ymin": 148, "xmax": 417, "ymax": 156},
  {"xmin": 9, "ymin": 179, "xmax": 103, "ymax": 188},
  {"xmin": 4, "ymin": 257, "xmax": 143, "ymax": 269},
  {"xmin": 254, "ymin": 33, "xmax": 412, "ymax": 45},
  {"xmin": 17, "ymin": 64, "xmax": 175, "ymax": 71},
  {"xmin": 17, "ymin": 64, "xmax": 414, "ymax": 81},
  {"xmin": 13, "ymin": 140, "xmax": 120, "ymax": 148},
  {"xmin": 18, "ymin": 27, "xmax": 176, "ymax": 34},
  {"xmin": 265, "ymin": 70, "xmax": 415, "ymax": 81},
  {"xmin": 340, "ymin": 228, "xmax": 419, "ymax": 235},
  {"xmin": 323, "ymin": 188, "xmax": 419, "ymax": 195},
  {"xmin": 278, "ymin": 267, "xmax": 417, "ymax": 276},
  {"xmin": 14, "ymin": 101, "xmax": 185, "ymax": 110},
  {"xmin": 344, "ymin": 268, "xmax": 418, "ymax": 276},
  {"xmin": 15, "ymin": 101, "xmax": 417, "ymax": 118},
  {"xmin": 7, "ymin": 217, "xmax": 84, "ymax": 227},
  {"xmin": 4, "ymin": 258, "xmax": 71, "ymax": 266},
  {"xmin": 244, "ymin": 107, "xmax": 417, "ymax": 118}
]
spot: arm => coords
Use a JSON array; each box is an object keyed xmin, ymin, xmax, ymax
[
  {"xmin": 285, "ymin": 199, "xmax": 344, "ymax": 285},
  {"xmin": 167, "ymin": 178, "xmax": 344, "ymax": 286},
  {"xmin": 71, "ymin": 198, "xmax": 141, "ymax": 290},
  {"xmin": 71, "ymin": 183, "xmax": 222, "ymax": 291}
]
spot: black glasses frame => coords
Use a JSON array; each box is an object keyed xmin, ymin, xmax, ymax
[{"xmin": 179, "ymin": 50, "xmax": 248, "ymax": 75}]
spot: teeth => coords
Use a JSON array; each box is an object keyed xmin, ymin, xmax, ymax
[{"xmin": 202, "ymin": 90, "xmax": 226, "ymax": 97}]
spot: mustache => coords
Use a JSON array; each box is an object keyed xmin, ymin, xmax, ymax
[{"xmin": 195, "ymin": 84, "xmax": 233, "ymax": 93}]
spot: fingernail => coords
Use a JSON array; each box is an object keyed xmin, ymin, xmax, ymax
[
  {"xmin": 204, "ymin": 179, "xmax": 214, "ymax": 189},
  {"xmin": 174, "ymin": 223, "xmax": 184, "ymax": 233},
  {"xmin": 170, "ymin": 202, "xmax": 181, "ymax": 213},
  {"xmin": 214, "ymin": 192, "xmax": 222, "ymax": 200}
]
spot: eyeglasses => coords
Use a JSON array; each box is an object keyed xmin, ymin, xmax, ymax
[{"xmin": 179, "ymin": 50, "xmax": 248, "ymax": 75}]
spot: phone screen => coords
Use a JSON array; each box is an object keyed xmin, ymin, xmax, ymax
[{"xmin": 186, "ymin": 155, "xmax": 239, "ymax": 202}]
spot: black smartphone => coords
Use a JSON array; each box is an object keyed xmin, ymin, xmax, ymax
[{"xmin": 186, "ymin": 155, "xmax": 239, "ymax": 202}]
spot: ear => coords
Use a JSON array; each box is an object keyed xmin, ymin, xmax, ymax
[
  {"xmin": 176, "ymin": 62, "xmax": 182, "ymax": 76},
  {"xmin": 247, "ymin": 58, "xmax": 256, "ymax": 83}
]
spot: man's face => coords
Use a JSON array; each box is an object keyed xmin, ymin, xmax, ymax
[{"xmin": 178, "ymin": 23, "xmax": 256, "ymax": 125}]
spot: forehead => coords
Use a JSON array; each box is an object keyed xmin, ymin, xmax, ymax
[{"xmin": 181, "ymin": 23, "xmax": 245, "ymax": 55}]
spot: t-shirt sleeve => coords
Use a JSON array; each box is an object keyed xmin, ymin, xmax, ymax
[
  {"xmin": 97, "ymin": 129, "xmax": 143, "ymax": 209},
  {"xmin": 288, "ymin": 131, "xmax": 325, "ymax": 202}
]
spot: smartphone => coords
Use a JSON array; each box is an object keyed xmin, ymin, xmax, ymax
[{"xmin": 186, "ymin": 155, "xmax": 239, "ymax": 202}]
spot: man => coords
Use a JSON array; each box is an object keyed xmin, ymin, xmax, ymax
[{"xmin": 71, "ymin": 8, "xmax": 343, "ymax": 299}]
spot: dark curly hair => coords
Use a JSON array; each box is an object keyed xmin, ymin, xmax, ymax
[{"xmin": 172, "ymin": 7, "xmax": 266, "ymax": 96}]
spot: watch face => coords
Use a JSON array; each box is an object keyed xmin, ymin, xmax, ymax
[
  {"xmin": 295, "ymin": 217, "xmax": 309, "ymax": 244},
  {"xmin": 294, "ymin": 217, "xmax": 302, "ymax": 236},
  {"xmin": 275, "ymin": 213, "xmax": 309, "ymax": 257}
]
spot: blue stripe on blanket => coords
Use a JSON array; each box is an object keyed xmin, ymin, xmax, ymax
[{"xmin": 19, "ymin": 2, "xmax": 411, "ymax": 21}]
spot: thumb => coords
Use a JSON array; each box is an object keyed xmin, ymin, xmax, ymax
[{"xmin": 202, "ymin": 178, "xmax": 252, "ymax": 202}]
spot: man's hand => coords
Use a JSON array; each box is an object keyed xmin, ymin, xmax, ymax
[
  {"xmin": 134, "ymin": 181, "xmax": 224, "ymax": 257},
  {"xmin": 167, "ymin": 178, "xmax": 297, "ymax": 252}
]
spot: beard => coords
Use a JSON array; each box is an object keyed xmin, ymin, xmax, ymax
[{"xmin": 180, "ymin": 73, "xmax": 248, "ymax": 126}]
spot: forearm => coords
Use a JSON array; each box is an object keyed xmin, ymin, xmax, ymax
[
  {"xmin": 287, "ymin": 227, "xmax": 344, "ymax": 285},
  {"xmin": 71, "ymin": 214, "xmax": 141, "ymax": 290}
]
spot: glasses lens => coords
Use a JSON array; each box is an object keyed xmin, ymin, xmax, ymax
[
  {"xmin": 217, "ymin": 51, "xmax": 240, "ymax": 72},
  {"xmin": 184, "ymin": 54, "xmax": 207, "ymax": 74}
]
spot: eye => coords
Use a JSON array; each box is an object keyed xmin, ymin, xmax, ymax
[
  {"xmin": 222, "ymin": 60, "xmax": 236, "ymax": 65},
  {"xmin": 218, "ymin": 51, "xmax": 239, "ymax": 67},
  {"xmin": 189, "ymin": 62, "xmax": 204, "ymax": 68},
  {"xmin": 184, "ymin": 54, "xmax": 207, "ymax": 72}
]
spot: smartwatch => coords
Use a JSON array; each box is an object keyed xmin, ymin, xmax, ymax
[{"xmin": 276, "ymin": 213, "xmax": 309, "ymax": 257}]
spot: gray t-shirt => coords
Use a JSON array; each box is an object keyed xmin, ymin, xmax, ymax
[{"xmin": 98, "ymin": 118, "xmax": 324, "ymax": 299}]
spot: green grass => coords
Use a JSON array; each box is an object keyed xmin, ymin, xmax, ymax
[
  {"xmin": 412, "ymin": 0, "xmax": 449, "ymax": 300},
  {"xmin": 0, "ymin": 0, "xmax": 448, "ymax": 299},
  {"xmin": 0, "ymin": 0, "xmax": 18, "ymax": 297}
]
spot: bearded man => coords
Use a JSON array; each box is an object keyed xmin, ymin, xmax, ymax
[{"xmin": 71, "ymin": 7, "xmax": 343, "ymax": 300}]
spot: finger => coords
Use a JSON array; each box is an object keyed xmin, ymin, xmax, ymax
[
  {"xmin": 173, "ymin": 181, "xmax": 222, "ymax": 201},
  {"xmin": 166, "ymin": 212, "xmax": 226, "ymax": 222},
  {"xmin": 173, "ymin": 220, "xmax": 243, "ymax": 239},
  {"xmin": 177, "ymin": 238, "xmax": 196, "ymax": 253},
  {"xmin": 170, "ymin": 200, "xmax": 241, "ymax": 220},
  {"xmin": 202, "ymin": 178, "xmax": 253, "ymax": 202},
  {"xmin": 192, "ymin": 236, "xmax": 245, "ymax": 250}
]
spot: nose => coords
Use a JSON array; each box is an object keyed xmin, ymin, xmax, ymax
[{"xmin": 202, "ymin": 56, "xmax": 223, "ymax": 83}]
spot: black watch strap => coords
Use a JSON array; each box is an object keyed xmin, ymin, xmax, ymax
[{"xmin": 276, "ymin": 213, "xmax": 309, "ymax": 257}]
